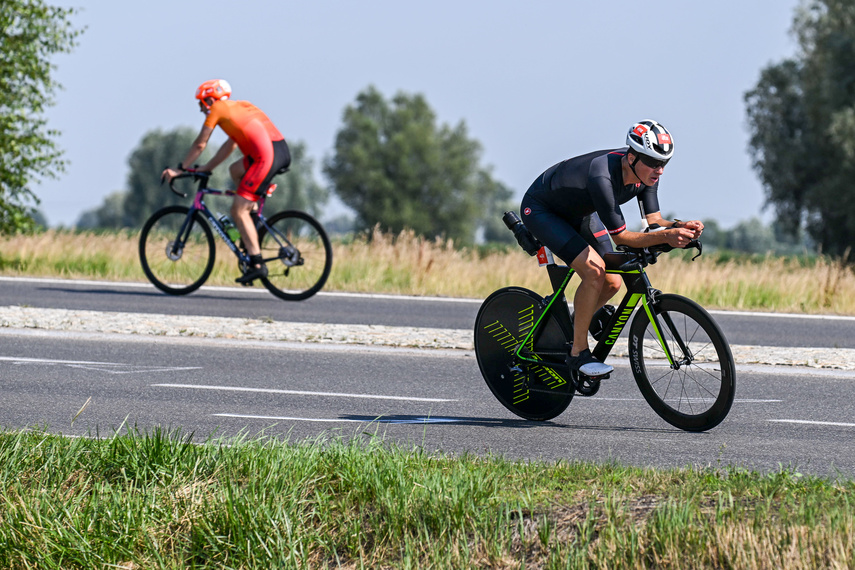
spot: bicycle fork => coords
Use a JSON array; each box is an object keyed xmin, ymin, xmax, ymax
[{"xmin": 637, "ymin": 284, "xmax": 689, "ymax": 370}]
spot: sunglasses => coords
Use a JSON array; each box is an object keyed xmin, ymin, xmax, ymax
[{"xmin": 636, "ymin": 153, "xmax": 669, "ymax": 169}]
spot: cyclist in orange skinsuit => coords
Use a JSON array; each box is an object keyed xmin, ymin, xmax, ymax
[{"xmin": 162, "ymin": 79, "xmax": 291, "ymax": 284}]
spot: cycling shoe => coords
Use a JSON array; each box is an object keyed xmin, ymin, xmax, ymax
[{"xmin": 566, "ymin": 349, "xmax": 613, "ymax": 377}]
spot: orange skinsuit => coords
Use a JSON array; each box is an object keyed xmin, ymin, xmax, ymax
[{"xmin": 203, "ymin": 99, "xmax": 286, "ymax": 199}]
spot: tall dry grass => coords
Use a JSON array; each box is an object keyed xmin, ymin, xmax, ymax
[{"xmin": 2, "ymin": 228, "xmax": 855, "ymax": 314}]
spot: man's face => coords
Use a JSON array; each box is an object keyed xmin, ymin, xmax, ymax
[
  {"xmin": 199, "ymin": 97, "xmax": 215, "ymax": 114},
  {"xmin": 634, "ymin": 153, "xmax": 668, "ymax": 186}
]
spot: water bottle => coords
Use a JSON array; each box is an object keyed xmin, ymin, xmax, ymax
[
  {"xmin": 502, "ymin": 211, "xmax": 541, "ymax": 256},
  {"xmin": 218, "ymin": 213, "xmax": 241, "ymax": 243}
]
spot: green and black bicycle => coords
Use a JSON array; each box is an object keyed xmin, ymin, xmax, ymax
[{"xmin": 473, "ymin": 212, "xmax": 735, "ymax": 432}]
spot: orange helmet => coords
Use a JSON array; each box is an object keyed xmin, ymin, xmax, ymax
[{"xmin": 195, "ymin": 79, "xmax": 231, "ymax": 111}]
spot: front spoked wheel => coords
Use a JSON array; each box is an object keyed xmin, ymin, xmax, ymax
[
  {"xmin": 139, "ymin": 206, "xmax": 215, "ymax": 295},
  {"xmin": 628, "ymin": 294, "xmax": 736, "ymax": 432},
  {"xmin": 258, "ymin": 210, "xmax": 333, "ymax": 301},
  {"xmin": 474, "ymin": 287, "xmax": 574, "ymax": 421}
]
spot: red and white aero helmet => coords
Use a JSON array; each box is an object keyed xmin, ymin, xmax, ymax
[
  {"xmin": 626, "ymin": 119, "xmax": 674, "ymax": 161},
  {"xmin": 195, "ymin": 79, "xmax": 232, "ymax": 110}
]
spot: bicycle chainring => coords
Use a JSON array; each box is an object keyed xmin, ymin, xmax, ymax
[{"xmin": 575, "ymin": 375, "xmax": 601, "ymax": 397}]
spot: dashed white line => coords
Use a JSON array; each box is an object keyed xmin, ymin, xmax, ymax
[
  {"xmin": 212, "ymin": 414, "xmax": 460, "ymax": 424},
  {"xmin": 768, "ymin": 419, "xmax": 855, "ymax": 428},
  {"xmin": 0, "ymin": 356, "xmax": 201, "ymax": 373},
  {"xmin": 152, "ymin": 383, "xmax": 456, "ymax": 402}
]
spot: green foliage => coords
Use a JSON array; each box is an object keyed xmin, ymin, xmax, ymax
[
  {"xmin": 745, "ymin": 0, "xmax": 855, "ymax": 258},
  {"xmin": 701, "ymin": 217, "xmax": 815, "ymax": 255},
  {"xmin": 324, "ymin": 85, "xmax": 514, "ymax": 245},
  {"xmin": 2, "ymin": 428, "xmax": 855, "ymax": 568},
  {"xmin": 0, "ymin": 0, "xmax": 83, "ymax": 233}
]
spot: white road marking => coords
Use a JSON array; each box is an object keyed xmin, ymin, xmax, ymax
[
  {"xmin": 0, "ymin": 276, "xmax": 482, "ymax": 303},
  {"xmin": 768, "ymin": 419, "xmax": 855, "ymax": 428},
  {"xmin": 585, "ymin": 397, "xmax": 782, "ymax": 403},
  {"xmin": 214, "ymin": 414, "xmax": 365, "ymax": 423},
  {"xmin": 212, "ymin": 413, "xmax": 460, "ymax": 424},
  {"xmin": 0, "ymin": 356, "xmax": 201, "ymax": 374},
  {"xmin": 152, "ymin": 383, "xmax": 456, "ymax": 402}
]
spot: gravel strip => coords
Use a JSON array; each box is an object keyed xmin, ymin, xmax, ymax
[{"xmin": 2, "ymin": 305, "xmax": 855, "ymax": 371}]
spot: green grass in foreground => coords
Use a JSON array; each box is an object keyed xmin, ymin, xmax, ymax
[{"xmin": 1, "ymin": 428, "xmax": 854, "ymax": 569}]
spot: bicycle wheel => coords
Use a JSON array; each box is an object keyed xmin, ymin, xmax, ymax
[
  {"xmin": 474, "ymin": 287, "xmax": 574, "ymax": 421},
  {"xmin": 139, "ymin": 206, "xmax": 215, "ymax": 295},
  {"xmin": 628, "ymin": 294, "xmax": 735, "ymax": 432},
  {"xmin": 258, "ymin": 210, "xmax": 333, "ymax": 301}
]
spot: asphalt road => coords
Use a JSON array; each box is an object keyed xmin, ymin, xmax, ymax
[
  {"xmin": 1, "ymin": 331, "xmax": 854, "ymax": 477},
  {"xmin": 3, "ymin": 276, "xmax": 855, "ymax": 348},
  {"xmin": 2, "ymin": 276, "xmax": 855, "ymax": 477}
]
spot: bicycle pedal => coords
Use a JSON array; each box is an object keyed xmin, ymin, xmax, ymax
[{"xmin": 584, "ymin": 372, "xmax": 610, "ymax": 381}]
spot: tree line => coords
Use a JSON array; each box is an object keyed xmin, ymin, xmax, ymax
[{"xmin": 3, "ymin": 0, "xmax": 853, "ymax": 257}]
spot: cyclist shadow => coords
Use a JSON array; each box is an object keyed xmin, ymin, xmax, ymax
[
  {"xmin": 338, "ymin": 414, "xmax": 682, "ymax": 433},
  {"xmin": 339, "ymin": 414, "xmax": 545, "ymax": 428}
]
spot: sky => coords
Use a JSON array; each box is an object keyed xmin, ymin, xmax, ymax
[{"xmin": 38, "ymin": 0, "xmax": 801, "ymax": 229}]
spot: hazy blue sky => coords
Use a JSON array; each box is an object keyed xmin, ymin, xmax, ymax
[{"xmin": 39, "ymin": 0, "xmax": 801, "ymax": 228}]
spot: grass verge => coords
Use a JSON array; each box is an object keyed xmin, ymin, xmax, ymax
[{"xmin": 1, "ymin": 428, "xmax": 853, "ymax": 569}]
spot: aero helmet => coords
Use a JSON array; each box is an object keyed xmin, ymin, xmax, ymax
[
  {"xmin": 626, "ymin": 119, "xmax": 674, "ymax": 161},
  {"xmin": 195, "ymin": 79, "xmax": 232, "ymax": 111}
]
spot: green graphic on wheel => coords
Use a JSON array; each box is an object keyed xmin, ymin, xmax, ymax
[{"xmin": 474, "ymin": 287, "xmax": 573, "ymax": 421}]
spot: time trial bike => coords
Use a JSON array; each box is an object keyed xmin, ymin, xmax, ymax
[
  {"xmin": 473, "ymin": 212, "xmax": 735, "ymax": 432},
  {"xmin": 139, "ymin": 170, "xmax": 332, "ymax": 301}
]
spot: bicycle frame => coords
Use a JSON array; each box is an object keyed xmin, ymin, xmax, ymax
[
  {"xmin": 511, "ymin": 250, "xmax": 679, "ymax": 373},
  {"xmin": 171, "ymin": 180, "xmax": 292, "ymax": 268}
]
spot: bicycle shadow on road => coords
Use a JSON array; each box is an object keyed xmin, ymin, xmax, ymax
[{"xmin": 338, "ymin": 414, "xmax": 683, "ymax": 434}]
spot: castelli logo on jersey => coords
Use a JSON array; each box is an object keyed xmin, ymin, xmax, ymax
[
  {"xmin": 523, "ymin": 207, "xmax": 531, "ymax": 216},
  {"xmin": 658, "ymin": 133, "xmax": 672, "ymax": 145}
]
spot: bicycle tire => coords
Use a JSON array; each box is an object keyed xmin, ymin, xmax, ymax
[
  {"xmin": 628, "ymin": 294, "xmax": 736, "ymax": 432},
  {"xmin": 258, "ymin": 210, "xmax": 333, "ymax": 301},
  {"xmin": 139, "ymin": 206, "xmax": 215, "ymax": 295},
  {"xmin": 474, "ymin": 287, "xmax": 574, "ymax": 421}
]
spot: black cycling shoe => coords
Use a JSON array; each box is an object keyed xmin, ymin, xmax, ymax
[
  {"xmin": 566, "ymin": 349, "xmax": 613, "ymax": 377},
  {"xmin": 236, "ymin": 264, "xmax": 268, "ymax": 284}
]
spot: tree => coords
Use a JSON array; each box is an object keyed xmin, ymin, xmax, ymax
[
  {"xmin": 745, "ymin": 0, "xmax": 855, "ymax": 257},
  {"xmin": 324, "ymin": 86, "xmax": 513, "ymax": 245},
  {"xmin": 0, "ymin": 0, "xmax": 82, "ymax": 233},
  {"xmin": 76, "ymin": 127, "xmax": 226, "ymax": 229}
]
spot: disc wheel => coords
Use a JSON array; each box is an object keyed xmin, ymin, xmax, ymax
[
  {"xmin": 474, "ymin": 287, "xmax": 574, "ymax": 421},
  {"xmin": 139, "ymin": 206, "xmax": 215, "ymax": 295},
  {"xmin": 628, "ymin": 294, "xmax": 736, "ymax": 431},
  {"xmin": 258, "ymin": 211, "xmax": 333, "ymax": 301}
]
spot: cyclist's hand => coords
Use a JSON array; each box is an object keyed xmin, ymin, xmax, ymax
[
  {"xmin": 666, "ymin": 227, "xmax": 697, "ymax": 248},
  {"xmin": 682, "ymin": 220, "xmax": 704, "ymax": 239},
  {"xmin": 161, "ymin": 167, "xmax": 181, "ymax": 184}
]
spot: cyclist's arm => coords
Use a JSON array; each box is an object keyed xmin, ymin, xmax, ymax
[
  {"xmin": 179, "ymin": 125, "xmax": 215, "ymax": 168},
  {"xmin": 612, "ymin": 225, "xmax": 697, "ymax": 249},
  {"xmin": 645, "ymin": 212, "xmax": 704, "ymax": 237},
  {"xmin": 161, "ymin": 125, "xmax": 215, "ymax": 182},
  {"xmin": 198, "ymin": 139, "xmax": 237, "ymax": 172}
]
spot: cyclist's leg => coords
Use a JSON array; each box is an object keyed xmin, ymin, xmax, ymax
[
  {"xmin": 579, "ymin": 213, "xmax": 622, "ymax": 307},
  {"xmin": 520, "ymin": 198, "xmax": 609, "ymax": 366}
]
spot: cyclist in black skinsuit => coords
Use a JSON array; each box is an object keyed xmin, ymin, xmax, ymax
[{"xmin": 521, "ymin": 120, "xmax": 704, "ymax": 377}]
